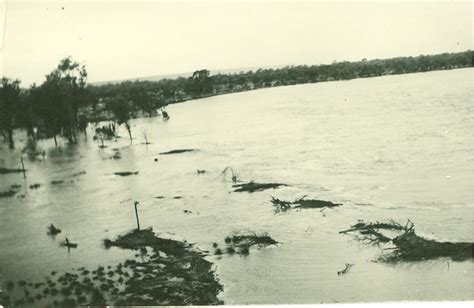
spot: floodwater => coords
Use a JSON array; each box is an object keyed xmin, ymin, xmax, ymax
[{"xmin": 1, "ymin": 68, "xmax": 473, "ymax": 304}]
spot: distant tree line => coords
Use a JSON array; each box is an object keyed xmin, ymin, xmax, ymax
[{"xmin": 1, "ymin": 50, "xmax": 472, "ymax": 149}]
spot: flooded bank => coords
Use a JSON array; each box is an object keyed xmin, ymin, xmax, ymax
[{"xmin": 1, "ymin": 68, "xmax": 474, "ymax": 304}]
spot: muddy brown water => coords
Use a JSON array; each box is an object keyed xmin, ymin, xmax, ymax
[{"xmin": 0, "ymin": 68, "xmax": 473, "ymax": 304}]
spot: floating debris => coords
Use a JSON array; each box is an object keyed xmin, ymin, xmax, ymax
[
  {"xmin": 220, "ymin": 166, "xmax": 238, "ymax": 183},
  {"xmin": 59, "ymin": 237, "xmax": 78, "ymax": 249},
  {"xmin": 233, "ymin": 181, "xmax": 287, "ymax": 193},
  {"xmin": 337, "ymin": 263, "xmax": 354, "ymax": 275},
  {"xmin": 271, "ymin": 196, "xmax": 341, "ymax": 212},
  {"xmin": 159, "ymin": 149, "xmax": 197, "ymax": 155},
  {"xmin": 196, "ymin": 169, "xmax": 206, "ymax": 174},
  {"xmin": 50, "ymin": 180, "xmax": 65, "ymax": 185},
  {"xmin": 71, "ymin": 170, "xmax": 86, "ymax": 177},
  {"xmin": 340, "ymin": 220, "xmax": 474, "ymax": 262},
  {"xmin": 114, "ymin": 171, "xmax": 139, "ymax": 177}
]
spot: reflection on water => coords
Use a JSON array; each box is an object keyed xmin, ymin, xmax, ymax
[{"xmin": 1, "ymin": 68, "xmax": 473, "ymax": 303}]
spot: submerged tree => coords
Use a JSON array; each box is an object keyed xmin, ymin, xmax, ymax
[
  {"xmin": 0, "ymin": 78, "xmax": 21, "ymax": 148},
  {"xmin": 106, "ymin": 95, "xmax": 134, "ymax": 142}
]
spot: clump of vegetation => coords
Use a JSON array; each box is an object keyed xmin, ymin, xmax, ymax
[
  {"xmin": 0, "ymin": 167, "xmax": 25, "ymax": 174},
  {"xmin": 270, "ymin": 196, "xmax": 341, "ymax": 212},
  {"xmin": 95, "ymin": 124, "xmax": 116, "ymax": 139},
  {"xmin": 340, "ymin": 220, "xmax": 474, "ymax": 262},
  {"xmin": 29, "ymin": 183, "xmax": 41, "ymax": 189},
  {"xmin": 159, "ymin": 149, "xmax": 197, "ymax": 155},
  {"xmin": 232, "ymin": 181, "xmax": 287, "ymax": 193},
  {"xmin": 94, "ymin": 124, "xmax": 117, "ymax": 148},
  {"xmin": 218, "ymin": 231, "xmax": 278, "ymax": 255},
  {"xmin": 0, "ymin": 189, "xmax": 17, "ymax": 198},
  {"xmin": 105, "ymin": 96, "xmax": 134, "ymax": 143},
  {"xmin": 103, "ymin": 228, "xmax": 223, "ymax": 304},
  {"xmin": 114, "ymin": 171, "xmax": 139, "ymax": 176},
  {"xmin": 71, "ymin": 170, "xmax": 86, "ymax": 177},
  {"xmin": 50, "ymin": 180, "xmax": 65, "ymax": 185},
  {"xmin": 47, "ymin": 224, "xmax": 62, "ymax": 237}
]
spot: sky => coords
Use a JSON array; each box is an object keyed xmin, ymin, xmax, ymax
[{"xmin": 0, "ymin": 0, "xmax": 472, "ymax": 86}]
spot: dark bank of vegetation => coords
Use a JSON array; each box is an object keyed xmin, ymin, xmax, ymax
[
  {"xmin": 0, "ymin": 228, "xmax": 223, "ymax": 307},
  {"xmin": 270, "ymin": 196, "xmax": 341, "ymax": 212},
  {"xmin": 340, "ymin": 220, "xmax": 474, "ymax": 262},
  {"xmin": 1, "ymin": 50, "xmax": 473, "ymax": 149}
]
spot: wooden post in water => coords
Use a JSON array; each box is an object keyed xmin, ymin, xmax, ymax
[
  {"xmin": 20, "ymin": 157, "xmax": 26, "ymax": 179},
  {"xmin": 134, "ymin": 201, "xmax": 140, "ymax": 230}
]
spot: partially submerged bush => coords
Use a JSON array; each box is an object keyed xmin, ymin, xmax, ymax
[
  {"xmin": 46, "ymin": 224, "xmax": 62, "ymax": 237},
  {"xmin": 220, "ymin": 231, "xmax": 278, "ymax": 255},
  {"xmin": 340, "ymin": 220, "xmax": 474, "ymax": 262}
]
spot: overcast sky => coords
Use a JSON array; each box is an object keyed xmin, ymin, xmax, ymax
[{"xmin": 0, "ymin": 0, "xmax": 472, "ymax": 86}]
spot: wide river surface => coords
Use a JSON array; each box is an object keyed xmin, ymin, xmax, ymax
[{"xmin": 1, "ymin": 68, "xmax": 473, "ymax": 303}]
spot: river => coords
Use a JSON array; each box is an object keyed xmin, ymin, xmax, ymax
[{"xmin": 1, "ymin": 68, "xmax": 473, "ymax": 304}]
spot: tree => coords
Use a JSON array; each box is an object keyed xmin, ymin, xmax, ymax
[
  {"xmin": 17, "ymin": 85, "xmax": 37, "ymax": 139},
  {"xmin": 34, "ymin": 57, "xmax": 88, "ymax": 146},
  {"xmin": 0, "ymin": 78, "xmax": 21, "ymax": 148},
  {"xmin": 190, "ymin": 69, "xmax": 211, "ymax": 97},
  {"xmin": 106, "ymin": 95, "xmax": 134, "ymax": 142}
]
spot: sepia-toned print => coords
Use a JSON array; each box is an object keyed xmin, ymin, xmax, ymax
[{"xmin": 0, "ymin": 1, "xmax": 473, "ymax": 307}]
